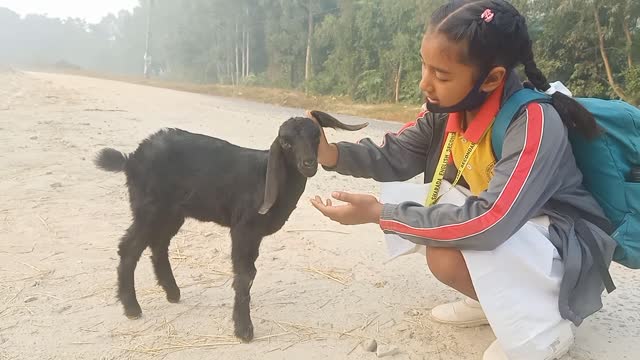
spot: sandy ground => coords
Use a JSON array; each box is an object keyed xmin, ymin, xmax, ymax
[{"xmin": 0, "ymin": 70, "xmax": 638, "ymax": 360}]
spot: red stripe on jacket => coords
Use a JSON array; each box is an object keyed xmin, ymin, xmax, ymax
[{"xmin": 379, "ymin": 103, "xmax": 545, "ymax": 241}]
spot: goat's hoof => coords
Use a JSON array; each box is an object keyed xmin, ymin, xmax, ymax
[
  {"xmin": 234, "ymin": 323, "xmax": 254, "ymax": 343},
  {"xmin": 124, "ymin": 305, "xmax": 142, "ymax": 320},
  {"xmin": 166, "ymin": 288, "xmax": 181, "ymax": 303},
  {"xmin": 126, "ymin": 312, "xmax": 142, "ymax": 320}
]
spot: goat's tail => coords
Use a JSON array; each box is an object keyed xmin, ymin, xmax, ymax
[{"xmin": 94, "ymin": 148, "xmax": 128, "ymax": 173}]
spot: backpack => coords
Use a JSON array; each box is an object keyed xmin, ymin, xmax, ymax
[{"xmin": 491, "ymin": 88, "xmax": 640, "ymax": 274}]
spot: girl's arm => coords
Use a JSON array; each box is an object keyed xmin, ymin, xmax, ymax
[
  {"xmin": 320, "ymin": 111, "xmax": 439, "ymax": 182},
  {"xmin": 379, "ymin": 103, "xmax": 568, "ymax": 250}
]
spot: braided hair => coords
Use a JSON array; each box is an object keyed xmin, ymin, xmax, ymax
[{"xmin": 429, "ymin": 0, "xmax": 599, "ymax": 138}]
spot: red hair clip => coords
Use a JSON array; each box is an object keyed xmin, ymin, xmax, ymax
[{"xmin": 481, "ymin": 9, "xmax": 495, "ymax": 23}]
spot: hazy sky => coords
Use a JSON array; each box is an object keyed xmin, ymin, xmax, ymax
[{"xmin": 0, "ymin": 0, "xmax": 140, "ymax": 23}]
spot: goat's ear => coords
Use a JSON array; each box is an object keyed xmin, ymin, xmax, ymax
[
  {"xmin": 259, "ymin": 139, "xmax": 285, "ymax": 215},
  {"xmin": 310, "ymin": 110, "xmax": 368, "ymax": 131}
]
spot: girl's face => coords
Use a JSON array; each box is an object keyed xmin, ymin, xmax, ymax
[
  {"xmin": 420, "ymin": 32, "xmax": 475, "ymax": 108},
  {"xmin": 420, "ymin": 31, "xmax": 505, "ymax": 110}
]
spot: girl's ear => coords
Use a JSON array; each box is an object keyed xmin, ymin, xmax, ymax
[{"xmin": 480, "ymin": 66, "xmax": 507, "ymax": 93}]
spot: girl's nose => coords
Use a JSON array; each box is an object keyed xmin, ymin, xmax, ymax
[{"xmin": 420, "ymin": 68, "xmax": 434, "ymax": 94}]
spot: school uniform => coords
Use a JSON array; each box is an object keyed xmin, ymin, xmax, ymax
[{"xmin": 323, "ymin": 71, "xmax": 617, "ymax": 358}]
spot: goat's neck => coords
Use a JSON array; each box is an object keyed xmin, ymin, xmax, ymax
[
  {"xmin": 271, "ymin": 163, "xmax": 307, "ymax": 217},
  {"xmin": 282, "ymin": 163, "xmax": 307, "ymax": 204},
  {"xmin": 260, "ymin": 162, "xmax": 309, "ymax": 235}
]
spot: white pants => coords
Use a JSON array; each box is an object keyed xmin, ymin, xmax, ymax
[
  {"xmin": 380, "ymin": 181, "xmax": 569, "ymax": 358},
  {"xmin": 462, "ymin": 220, "xmax": 569, "ymax": 359}
]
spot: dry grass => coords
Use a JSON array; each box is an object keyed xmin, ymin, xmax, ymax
[
  {"xmin": 111, "ymin": 316, "xmax": 297, "ymax": 356},
  {"xmin": 304, "ymin": 266, "xmax": 352, "ymax": 286},
  {"xmin": 106, "ymin": 293, "xmax": 392, "ymax": 358},
  {"xmin": 29, "ymin": 68, "xmax": 422, "ymax": 123}
]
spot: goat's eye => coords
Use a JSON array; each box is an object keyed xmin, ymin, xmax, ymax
[{"xmin": 281, "ymin": 141, "xmax": 292, "ymax": 150}]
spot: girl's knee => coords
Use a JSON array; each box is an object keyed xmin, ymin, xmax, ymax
[{"xmin": 426, "ymin": 247, "xmax": 467, "ymax": 286}]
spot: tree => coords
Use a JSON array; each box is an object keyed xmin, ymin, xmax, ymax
[
  {"xmin": 1, "ymin": 0, "xmax": 637, "ymax": 105},
  {"xmin": 533, "ymin": 0, "xmax": 638, "ymax": 102}
]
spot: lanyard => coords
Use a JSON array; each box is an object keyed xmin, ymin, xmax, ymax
[{"xmin": 425, "ymin": 133, "xmax": 478, "ymax": 206}]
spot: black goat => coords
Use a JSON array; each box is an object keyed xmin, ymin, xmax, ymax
[{"xmin": 94, "ymin": 111, "xmax": 367, "ymax": 342}]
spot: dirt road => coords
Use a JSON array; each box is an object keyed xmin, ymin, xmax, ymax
[{"xmin": 1, "ymin": 71, "xmax": 638, "ymax": 359}]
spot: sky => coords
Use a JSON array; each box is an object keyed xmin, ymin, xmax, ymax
[{"xmin": 0, "ymin": 0, "xmax": 140, "ymax": 23}]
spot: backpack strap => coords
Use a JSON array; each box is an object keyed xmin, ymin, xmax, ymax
[
  {"xmin": 493, "ymin": 89, "xmax": 617, "ymax": 293},
  {"xmin": 492, "ymin": 88, "xmax": 552, "ymax": 160},
  {"xmin": 549, "ymin": 200, "xmax": 616, "ymax": 293}
]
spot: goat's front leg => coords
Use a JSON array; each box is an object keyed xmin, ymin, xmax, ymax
[{"xmin": 230, "ymin": 227, "xmax": 262, "ymax": 342}]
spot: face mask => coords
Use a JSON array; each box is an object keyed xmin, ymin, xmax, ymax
[{"xmin": 426, "ymin": 70, "xmax": 490, "ymax": 113}]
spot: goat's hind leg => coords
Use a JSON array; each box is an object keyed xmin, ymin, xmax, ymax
[
  {"xmin": 150, "ymin": 214, "xmax": 185, "ymax": 303},
  {"xmin": 117, "ymin": 222, "xmax": 149, "ymax": 319},
  {"xmin": 117, "ymin": 209, "xmax": 183, "ymax": 319},
  {"xmin": 230, "ymin": 227, "xmax": 262, "ymax": 342}
]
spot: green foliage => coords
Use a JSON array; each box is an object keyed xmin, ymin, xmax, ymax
[
  {"xmin": 624, "ymin": 66, "xmax": 640, "ymax": 104},
  {"xmin": 0, "ymin": 0, "xmax": 638, "ymax": 105}
]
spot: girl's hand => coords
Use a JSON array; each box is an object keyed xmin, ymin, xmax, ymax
[
  {"xmin": 305, "ymin": 110, "xmax": 339, "ymax": 167},
  {"xmin": 310, "ymin": 192, "xmax": 383, "ymax": 225}
]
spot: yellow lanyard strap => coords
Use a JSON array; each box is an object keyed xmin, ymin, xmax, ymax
[{"xmin": 426, "ymin": 133, "xmax": 478, "ymax": 206}]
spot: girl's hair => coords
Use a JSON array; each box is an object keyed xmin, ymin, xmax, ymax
[{"xmin": 429, "ymin": 0, "xmax": 599, "ymax": 139}]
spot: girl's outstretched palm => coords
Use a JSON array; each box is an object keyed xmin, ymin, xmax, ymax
[{"xmin": 310, "ymin": 191, "xmax": 383, "ymax": 225}]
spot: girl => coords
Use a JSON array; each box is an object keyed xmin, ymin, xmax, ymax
[{"xmin": 308, "ymin": 0, "xmax": 616, "ymax": 359}]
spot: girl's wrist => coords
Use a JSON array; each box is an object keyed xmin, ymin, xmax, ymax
[
  {"xmin": 371, "ymin": 202, "xmax": 384, "ymax": 224},
  {"xmin": 319, "ymin": 143, "xmax": 339, "ymax": 167}
]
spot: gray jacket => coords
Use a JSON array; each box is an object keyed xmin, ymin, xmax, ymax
[{"xmin": 325, "ymin": 73, "xmax": 617, "ymax": 326}]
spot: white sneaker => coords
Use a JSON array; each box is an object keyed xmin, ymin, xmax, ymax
[
  {"xmin": 430, "ymin": 297, "xmax": 489, "ymax": 327},
  {"xmin": 483, "ymin": 321, "xmax": 574, "ymax": 360},
  {"xmin": 483, "ymin": 340, "xmax": 509, "ymax": 360}
]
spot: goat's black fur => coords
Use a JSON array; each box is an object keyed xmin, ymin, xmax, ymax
[{"xmin": 94, "ymin": 111, "xmax": 366, "ymax": 342}]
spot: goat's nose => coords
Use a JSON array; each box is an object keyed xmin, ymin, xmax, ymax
[{"xmin": 303, "ymin": 160, "xmax": 316, "ymax": 168}]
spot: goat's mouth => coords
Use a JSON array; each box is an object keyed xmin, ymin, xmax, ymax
[{"xmin": 299, "ymin": 161, "xmax": 318, "ymax": 177}]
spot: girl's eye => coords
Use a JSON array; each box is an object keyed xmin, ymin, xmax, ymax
[
  {"xmin": 281, "ymin": 142, "xmax": 292, "ymax": 149},
  {"xmin": 435, "ymin": 73, "xmax": 449, "ymax": 81}
]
